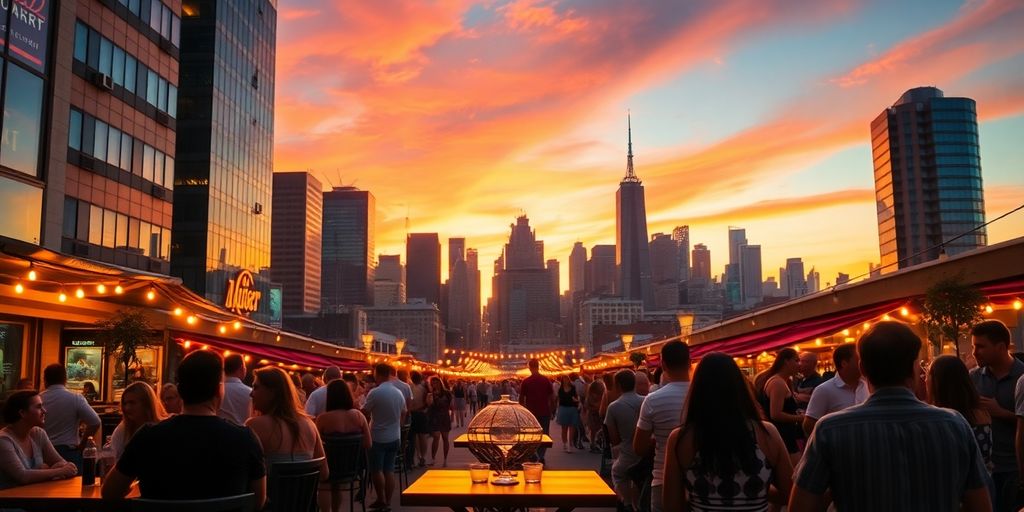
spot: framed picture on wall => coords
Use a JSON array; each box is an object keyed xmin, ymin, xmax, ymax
[
  {"xmin": 65, "ymin": 346, "xmax": 104, "ymax": 393},
  {"xmin": 109, "ymin": 347, "xmax": 162, "ymax": 402}
]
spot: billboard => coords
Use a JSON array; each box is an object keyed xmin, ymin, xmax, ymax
[{"xmin": 1, "ymin": 0, "xmax": 52, "ymax": 74}]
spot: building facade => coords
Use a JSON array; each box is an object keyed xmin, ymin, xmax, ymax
[
  {"xmin": 691, "ymin": 243, "xmax": 711, "ymax": 285},
  {"xmin": 739, "ymin": 244, "xmax": 763, "ymax": 308},
  {"xmin": 579, "ymin": 298, "xmax": 643, "ymax": 351},
  {"xmin": 171, "ymin": 0, "xmax": 278, "ymax": 323},
  {"xmin": 586, "ymin": 244, "xmax": 616, "ymax": 295},
  {"xmin": 406, "ymin": 233, "xmax": 441, "ymax": 307},
  {"xmin": 271, "ymin": 172, "xmax": 322, "ymax": 315},
  {"xmin": 490, "ymin": 216, "xmax": 560, "ymax": 348},
  {"xmin": 649, "ymin": 233, "xmax": 680, "ymax": 310},
  {"xmin": 365, "ymin": 301, "xmax": 444, "ymax": 362},
  {"xmin": 872, "ymin": 87, "xmax": 986, "ymax": 272},
  {"xmin": 616, "ymin": 116, "xmax": 654, "ymax": 310},
  {"xmin": 321, "ymin": 187, "xmax": 375, "ymax": 309},
  {"xmin": 672, "ymin": 225, "xmax": 690, "ymax": 281},
  {"xmin": 373, "ymin": 254, "xmax": 405, "ymax": 306}
]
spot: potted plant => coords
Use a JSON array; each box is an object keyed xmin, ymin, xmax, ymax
[
  {"xmin": 918, "ymin": 276, "xmax": 985, "ymax": 357},
  {"xmin": 96, "ymin": 309, "xmax": 158, "ymax": 388}
]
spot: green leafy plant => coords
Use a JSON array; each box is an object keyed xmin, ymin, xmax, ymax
[
  {"xmin": 629, "ymin": 351, "xmax": 646, "ymax": 368},
  {"xmin": 919, "ymin": 276, "xmax": 985, "ymax": 356},
  {"xmin": 96, "ymin": 309, "xmax": 158, "ymax": 387}
]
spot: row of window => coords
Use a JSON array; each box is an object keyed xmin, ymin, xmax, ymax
[
  {"xmin": 932, "ymin": 121, "xmax": 978, "ymax": 134},
  {"xmin": 930, "ymin": 110, "xmax": 976, "ymax": 122},
  {"xmin": 938, "ymin": 188, "xmax": 983, "ymax": 200},
  {"xmin": 68, "ymin": 109, "xmax": 174, "ymax": 190},
  {"xmin": 940, "ymin": 212, "xmax": 985, "ymax": 223},
  {"xmin": 74, "ymin": 21, "xmax": 178, "ymax": 118},
  {"xmin": 940, "ymin": 200, "xmax": 984, "ymax": 211},
  {"xmin": 933, "ymin": 133, "xmax": 979, "ymax": 145},
  {"xmin": 939, "ymin": 177, "xmax": 983, "ymax": 188},
  {"xmin": 62, "ymin": 197, "xmax": 170, "ymax": 260},
  {"xmin": 934, "ymin": 144, "xmax": 980, "ymax": 156},
  {"xmin": 935, "ymin": 155, "xmax": 981, "ymax": 166},
  {"xmin": 115, "ymin": 0, "xmax": 181, "ymax": 47}
]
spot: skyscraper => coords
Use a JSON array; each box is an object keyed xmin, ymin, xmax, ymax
[
  {"xmin": 569, "ymin": 242, "xmax": 587, "ymax": 295},
  {"xmin": 407, "ymin": 233, "xmax": 441, "ymax": 307},
  {"xmin": 784, "ymin": 258, "xmax": 807, "ymax": 299},
  {"xmin": 649, "ymin": 233, "xmax": 679, "ymax": 310},
  {"xmin": 739, "ymin": 244, "xmax": 762, "ymax": 307},
  {"xmin": 466, "ymin": 248, "xmax": 482, "ymax": 348},
  {"xmin": 491, "ymin": 216, "xmax": 560, "ymax": 348},
  {"xmin": 374, "ymin": 254, "xmax": 405, "ymax": 306},
  {"xmin": 321, "ymin": 187, "xmax": 375, "ymax": 309},
  {"xmin": 586, "ymin": 245, "xmax": 617, "ymax": 295},
  {"xmin": 448, "ymin": 238, "xmax": 465, "ymax": 274},
  {"xmin": 271, "ymin": 172, "xmax": 322, "ymax": 315},
  {"xmin": 691, "ymin": 244, "xmax": 712, "ymax": 285},
  {"xmin": 172, "ymin": 0, "xmax": 277, "ymax": 322},
  {"xmin": 616, "ymin": 115, "xmax": 654, "ymax": 310},
  {"xmin": 806, "ymin": 267, "xmax": 821, "ymax": 293},
  {"xmin": 725, "ymin": 228, "xmax": 747, "ymax": 307},
  {"xmin": 872, "ymin": 87, "xmax": 986, "ymax": 272},
  {"xmin": 672, "ymin": 226, "xmax": 690, "ymax": 281}
]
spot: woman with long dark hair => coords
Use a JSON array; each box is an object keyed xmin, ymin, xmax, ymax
[
  {"xmin": 664, "ymin": 353, "xmax": 793, "ymax": 511},
  {"xmin": 555, "ymin": 375, "xmax": 580, "ymax": 453},
  {"xmin": 426, "ymin": 376, "xmax": 453, "ymax": 467},
  {"xmin": 0, "ymin": 391, "xmax": 78, "ymax": 489},
  {"xmin": 927, "ymin": 355, "xmax": 993, "ymax": 471},
  {"xmin": 246, "ymin": 367, "xmax": 327, "ymax": 476},
  {"xmin": 755, "ymin": 348, "xmax": 804, "ymax": 463}
]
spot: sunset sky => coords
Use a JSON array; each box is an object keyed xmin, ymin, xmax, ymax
[{"xmin": 273, "ymin": 0, "xmax": 1024, "ymax": 300}]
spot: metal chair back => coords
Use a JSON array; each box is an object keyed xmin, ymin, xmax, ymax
[
  {"xmin": 267, "ymin": 456, "xmax": 325, "ymax": 512},
  {"xmin": 129, "ymin": 493, "xmax": 257, "ymax": 512}
]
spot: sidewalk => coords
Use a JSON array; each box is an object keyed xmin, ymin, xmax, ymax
[{"xmin": 391, "ymin": 418, "xmax": 610, "ymax": 512}]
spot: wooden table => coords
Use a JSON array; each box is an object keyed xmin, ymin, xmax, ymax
[
  {"xmin": 0, "ymin": 477, "xmax": 139, "ymax": 511},
  {"xmin": 401, "ymin": 469, "xmax": 616, "ymax": 512},
  {"xmin": 453, "ymin": 434, "xmax": 554, "ymax": 448}
]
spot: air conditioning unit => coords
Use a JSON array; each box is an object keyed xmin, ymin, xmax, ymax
[
  {"xmin": 92, "ymin": 72, "xmax": 114, "ymax": 91},
  {"xmin": 155, "ymin": 111, "xmax": 170, "ymax": 126},
  {"xmin": 79, "ymin": 155, "xmax": 96, "ymax": 171},
  {"xmin": 151, "ymin": 185, "xmax": 166, "ymax": 199},
  {"xmin": 252, "ymin": 202, "xmax": 263, "ymax": 215}
]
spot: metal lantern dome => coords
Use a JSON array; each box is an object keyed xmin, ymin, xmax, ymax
[{"xmin": 466, "ymin": 394, "xmax": 544, "ymax": 485}]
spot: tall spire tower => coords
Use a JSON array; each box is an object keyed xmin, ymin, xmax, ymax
[{"xmin": 615, "ymin": 113, "xmax": 654, "ymax": 310}]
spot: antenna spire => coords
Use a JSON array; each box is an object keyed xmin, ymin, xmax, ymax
[{"xmin": 623, "ymin": 110, "xmax": 640, "ymax": 183}]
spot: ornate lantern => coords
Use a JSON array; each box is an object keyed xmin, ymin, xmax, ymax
[{"xmin": 466, "ymin": 395, "xmax": 543, "ymax": 485}]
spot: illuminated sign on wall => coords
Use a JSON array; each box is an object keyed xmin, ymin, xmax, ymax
[
  {"xmin": 1, "ymin": 0, "xmax": 52, "ymax": 74},
  {"xmin": 225, "ymin": 270, "xmax": 262, "ymax": 315}
]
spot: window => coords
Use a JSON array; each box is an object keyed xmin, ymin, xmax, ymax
[
  {"xmin": 125, "ymin": 56, "xmax": 137, "ymax": 94},
  {"xmin": 89, "ymin": 205, "xmax": 103, "ymax": 245},
  {"xmin": 115, "ymin": 213, "xmax": 129, "ymax": 249},
  {"xmin": 0, "ymin": 178, "xmax": 42, "ymax": 244},
  {"xmin": 147, "ymin": 70, "xmax": 158, "ymax": 104},
  {"xmin": 99, "ymin": 39, "xmax": 113, "ymax": 76},
  {"xmin": 1, "ymin": 66, "xmax": 46, "ymax": 177},
  {"xmin": 120, "ymin": 133, "xmax": 133, "ymax": 170},
  {"xmin": 94, "ymin": 121, "xmax": 109, "ymax": 162},
  {"xmin": 164, "ymin": 155, "xmax": 174, "ymax": 189},
  {"xmin": 106, "ymin": 127, "xmax": 121, "ymax": 166},
  {"xmin": 112, "ymin": 47, "xmax": 126, "ymax": 86},
  {"xmin": 140, "ymin": 221, "xmax": 152, "ymax": 257},
  {"xmin": 102, "ymin": 210, "xmax": 117, "ymax": 247},
  {"xmin": 142, "ymin": 145, "xmax": 155, "ymax": 182},
  {"xmin": 74, "ymin": 23, "xmax": 89, "ymax": 62},
  {"xmin": 69, "ymin": 110, "xmax": 83, "ymax": 150},
  {"xmin": 129, "ymin": 218, "xmax": 141, "ymax": 250}
]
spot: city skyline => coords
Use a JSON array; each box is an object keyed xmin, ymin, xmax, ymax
[{"xmin": 273, "ymin": 0, "xmax": 1024, "ymax": 300}]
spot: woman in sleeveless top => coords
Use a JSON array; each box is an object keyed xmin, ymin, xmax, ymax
[
  {"xmin": 0, "ymin": 391, "xmax": 78, "ymax": 490},
  {"xmin": 246, "ymin": 367, "xmax": 327, "ymax": 474},
  {"xmin": 664, "ymin": 353, "xmax": 794, "ymax": 512},
  {"xmin": 316, "ymin": 379, "xmax": 370, "ymax": 512},
  {"xmin": 756, "ymin": 348, "xmax": 804, "ymax": 464},
  {"xmin": 452, "ymin": 380, "xmax": 467, "ymax": 428},
  {"xmin": 426, "ymin": 377, "xmax": 453, "ymax": 467},
  {"xmin": 111, "ymin": 382, "xmax": 167, "ymax": 458}
]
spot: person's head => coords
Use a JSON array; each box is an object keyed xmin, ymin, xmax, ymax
[
  {"xmin": 82, "ymin": 381, "xmax": 97, "ymax": 394},
  {"xmin": 635, "ymin": 371, "xmax": 651, "ymax": 395},
  {"xmin": 176, "ymin": 350, "xmax": 224, "ymax": 406},
  {"xmin": 766, "ymin": 348, "xmax": 799, "ymax": 378},
  {"xmin": 927, "ymin": 354, "xmax": 980, "ymax": 424},
  {"xmin": 798, "ymin": 352, "xmax": 819, "ymax": 375},
  {"xmin": 301, "ymin": 373, "xmax": 317, "ymax": 392},
  {"xmin": 832, "ymin": 344, "xmax": 860, "ymax": 382},
  {"xmin": 613, "ymin": 369, "xmax": 636, "ymax": 394},
  {"xmin": 410, "ymin": 370, "xmax": 423, "ymax": 385},
  {"xmin": 971, "ymin": 320, "xmax": 1012, "ymax": 368},
  {"xmin": 251, "ymin": 366, "xmax": 302, "ymax": 416},
  {"xmin": 430, "ymin": 376, "xmax": 447, "ymax": 393},
  {"xmin": 661, "ymin": 340, "xmax": 691, "ymax": 379},
  {"xmin": 223, "ymin": 354, "xmax": 246, "ymax": 379},
  {"xmin": 325, "ymin": 379, "xmax": 355, "ymax": 412},
  {"xmin": 323, "ymin": 366, "xmax": 342, "ymax": 383},
  {"xmin": 858, "ymin": 321, "xmax": 921, "ymax": 389},
  {"xmin": 120, "ymin": 382, "xmax": 166, "ymax": 431},
  {"xmin": 43, "ymin": 364, "xmax": 66, "ymax": 387},
  {"xmin": 160, "ymin": 383, "xmax": 183, "ymax": 414},
  {"xmin": 374, "ymin": 363, "xmax": 393, "ymax": 383},
  {"xmin": 2, "ymin": 390, "xmax": 44, "ymax": 427},
  {"xmin": 528, "ymin": 358, "xmax": 540, "ymax": 375},
  {"xmin": 683, "ymin": 353, "xmax": 764, "ymax": 475}
]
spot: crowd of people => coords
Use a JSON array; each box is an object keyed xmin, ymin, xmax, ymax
[{"xmin": 0, "ymin": 318, "xmax": 1021, "ymax": 511}]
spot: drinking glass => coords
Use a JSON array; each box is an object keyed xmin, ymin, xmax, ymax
[
  {"xmin": 470, "ymin": 463, "xmax": 491, "ymax": 483},
  {"xmin": 522, "ymin": 462, "xmax": 543, "ymax": 483}
]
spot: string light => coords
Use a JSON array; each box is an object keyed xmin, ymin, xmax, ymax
[
  {"xmin": 96, "ymin": 284, "xmax": 107, "ymax": 294},
  {"xmin": 186, "ymin": 315, "xmax": 197, "ymax": 325},
  {"xmin": 146, "ymin": 289, "xmax": 156, "ymax": 301},
  {"xmin": 1015, "ymin": 300, "xmax": 1023, "ymax": 311},
  {"xmin": 984, "ymin": 305, "xmax": 994, "ymax": 314},
  {"xmin": 900, "ymin": 307, "xmax": 909, "ymax": 317},
  {"xmin": 219, "ymin": 325, "xmax": 227, "ymax": 334},
  {"xmin": 233, "ymin": 320, "xmax": 242, "ymax": 330},
  {"xmin": 75, "ymin": 288, "xmax": 85, "ymax": 299},
  {"xmin": 27, "ymin": 270, "xmax": 37, "ymax": 281},
  {"xmin": 174, "ymin": 307, "xmax": 183, "ymax": 316},
  {"xmin": 58, "ymin": 291, "xmax": 68, "ymax": 303},
  {"xmin": 183, "ymin": 340, "xmax": 192, "ymax": 349},
  {"xmin": 14, "ymin": 283, "xmax": 24, "ymax": 294},
  {"xmin": 114, "ymin": 285, "xmax": 124, "ymax": 294}
]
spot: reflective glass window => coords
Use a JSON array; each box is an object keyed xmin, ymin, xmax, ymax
[
  {"xmin": 102, "ymin": 209, "xmax": 116, "ymax": 247},
  {"xmin": 158, "ymin": 79, "xmax": 168, "ymax": 112},
  {"xmin": 143, "ymin": 145, "xmax": 155, "ymax": 182},
  {"xmin": 99, "ymin": 39, "xmax": 113, "ymax": 75},
  {"xmin": 89, "ymin": 205, "xmax": 103, "ymax": 245},
  {"xmin": 168, "ymin": 85, "xmax": 177, "ymax": 118},
  {"xmin": 74, "ymin": 22, "xmax": 89, "ymax": 62},
  {"xmin": 120, "ymin": 133, "xmax": 132, "ymax": 170},
  {"xmin": 112, "ymin": 47, "xmax": 126, "ymax": 86},
  {"xmin": 125, "ymin": 56, "xmax": 137, "ymax": 94},
  {"xmin": 0, "ymin": 178, "xmax": 42, "ymax": 244},
  {"xmin": 140, "ymin": 221, "xmax": 152, "ymax": 257},
  {"xmin": 129, "ymin": 218, "xmax": 141, "ymax": 250},
  {"xmin": 164, "ymin": 155, "xmax": 174, "ymax": 190},
  {"xmin": 0, "ymin": 66, "xmax": 45, "ymax": 177},
  {"xmin": 107, "ymin": 127, "xmax": 121, "ymax": 166},
  {"xmin": 147, "ymin": 70, "xmax": 158, "ymax": 105},
  {"xmin": 93, "ymin": 121, "xmax": 108, "ymax": 161},
  {"xmin": 115, "ymin": 213, "xmax": 129, "ymax": 249},
  {"xmin": 69, "ymin": 110, "xmax": 83, "ymax": 151}
]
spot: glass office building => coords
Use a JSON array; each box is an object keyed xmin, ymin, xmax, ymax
[
  {"xmin": 171, "ymin": 0, "xmax": 278, "ymax": 323},
  {"xmin": 321, "ymin": 187, "xmax": 376, "ymax": 310},
  {"xmin": 871, "ymin": 87, "xmax": 986, "ymax": 272}
]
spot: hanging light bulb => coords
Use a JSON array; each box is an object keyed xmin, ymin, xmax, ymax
[
  {"xmin": 1015, "ymin": 300, "xmax": 1023, "ymax": 311},
  {"xmin": 985, "ymin": 305, "xmax": 994, "ymax": 314},
  {"xmin": 900, "ymin": 307, "xmax": 909, "ymax": 317},
  {"xmin": 75, "ymin": 288, "xmax": 85, "ymax": 299},
  {"xmin": 14, "ymin": 283, "xmax": 24, "ymax": 294},
  {"xmin": 233, "ymin": 320, "xmax": 241, "ymax": 330},
  {"xmin": 186, "ymin": 315, "xmax": 197, "ymax": 325},
  {"xmin": 58, "ymin": 291, "xmax": 68, "ymax": 303},
  {"xmin": 174, "ymin": 307, "xmax": 183, "ymax": 316},
  {"xmin": 96, "ymin": 284, "xmax": 107, "ymax": 294},
  {"xmin": 183, "ymin": 340, "xmax": 192, "ymax": 349},
  {"xmin": 27, "ymin": 270, "xmax": 37, "ymax": 281},
  {"xmin": 146, "ymin": 289, "xmax": 156, "ymax": 301},
  {"xmin": 219, "ymin": 325, "xmax": 227, "ymax": 334},
  {"xmin": 114, "ymin": 285, "xmax": 124, "ymax": 294}
]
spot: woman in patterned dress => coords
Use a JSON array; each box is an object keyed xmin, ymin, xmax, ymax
[{"xmin": 664, "ymin": 353, "xmax": 794, "ymax": 512}]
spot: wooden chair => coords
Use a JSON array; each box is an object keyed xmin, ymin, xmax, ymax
[
  {"xmin": 267, "ymin": 457, "xmax": 325, "ymax": 512},
  {"xmin": 129, "ymin": 493, "xmax": 257, "ymax": 512},
  {"xmin": 322, "ymin": 434, "xmax": 368, "ymax": 512}
]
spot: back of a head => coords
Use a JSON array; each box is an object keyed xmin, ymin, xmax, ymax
[
  {"xmin": 43, "ymin": 364, "xmax": 66, "ymax": 387},
  {"xmin": 972, "ymin": 320, "xmax": 1011, "ymax": 346},
  {"xmin": 325, "ymin": 379, "xmax": 354, "ymax": 411},
  {"xmin": 858, "ymin": 321, "xmax": 921, "ymax": 389},
  {"xmin": 528, "ymin": 359, "xmax": 539, "ymax": 373},
  {"xmin": 122, "ymin": 381, "xmax": 165, "ymax": 423},
  {"xmin": 374, "ymin": 363, "xmax": 393, "ymax": 382},
  {"xmin": 254, "ymin": 366, "xmax": 301, "ymax": 417},
  {"xmin": 323, "ymin": 366, "xmax": 342, "ymax": 382},
  {"xmin": 927, "ymin": 354, "xmax": 978, "ymax": 420},
  {"xmin": 661, "ymin": 340, "xmax": 691, "ymax": 374},
  {"xmin": 614, "ymin": 369, "xmax": 636, "ymax": 393},
  {"xmin": 177, "ymin": 351, "xmax": 224, "ymax": 406},
  {"xmin": 685, "ymin": 352, "xmax": 762, "ymax": 474},
  {"xmin": 223, "ymin": 354, "xmax": 245, "ymax": 376},
  {"xmin": 410, "ymin": 370, "xmax": 423, "ymax": 385},
  {"xmin": 832, "ymin": 344, "xmax": 857, "ymax": 369}
]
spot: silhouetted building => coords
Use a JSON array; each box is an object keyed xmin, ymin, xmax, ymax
[
  {"xmin": 272, "ymin": 172, "xmax": 322, "ymax": 315},
  {"xmin": 407, "ymin": 233, "xmax": 441, "ymax": 307},
  {"xmin": 373, "ymin": 254, "xmax": 405, "ymax": 306},
  {"xmin": 739, "ymin": 244, "xmax": 762, "ymax": 307},
  {"xmin": 836, "ymin": 272, "xmax": 850, "ymax": 285},
  {"xmin": 466, "ymin": 248, "xmax": 482, "ymax": 349},
  {"xmin": 672, "ymin": 226, "xmax": 690, "ymax": 281},
  {"xmin": 807, "ymin": 267, "xmax": 821, "ymax": 293},
  {"xmin": 784, "ymin": 258, "xmax": 807, "ymax": 299},
  {"xmin": 691, "ymin": 244, "xmax": 712, "ymax": 286},
  {"xmin": 650, "ymin": 233, "xmax": 679, "ymax": 310},
  {"xmin": 491, "ymin": 216, "xmax": 560, "ymax": 348},
  {"xmin": 872, "ymin": 87, "xmax": 986, "ymax": 272},
  {"xmin": 586, "ymin": 244, "xmax": 617, "ymax": 295},
  {"xmin": 569, "ymin": 242, "xmax": 587, "ymax": 295},
  {"xmin": 616, "ymin": 115, "xmax": 654, "ymax": 310},
  {"xmin": 725, "ymin": 228, "xmax": 747, "ymax": 307},
  {"xmin": 321, "ymin": 187, "xmax": 375, "ymax": 309}
]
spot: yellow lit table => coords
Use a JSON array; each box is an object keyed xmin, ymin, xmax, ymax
[
  {"xmin": 453, "ymin": 434, "xmax": 554, "ymax": 448},
  {"xmin": 0, "ymin": 477, "xmax": 139, "ymax": 511},
  {"xmin": 401, "ymin": 469, "xmax": 616, "ymax": 512}
]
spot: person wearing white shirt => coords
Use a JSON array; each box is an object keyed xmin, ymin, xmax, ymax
[
  {"xmin": 633, "ymin": 341, "xmax": 691, "ymax": 512},
  {"xmin": 218, "ymin": 354, "xmax": 252, "ymax": 425},
  {"xmin": 304, "ymin": 366, "xmax": 342, "ymax": 417},
  {"xmin": 802, "ymin": 344, "xmax": 868, "ymax": 436},
  {"xmin": 39, "ymin": 364, "xmax": 101, "ymax": 472},
  {"xmin": 364, "ymin": 363, "xmax": 408, "ymax": 510}
]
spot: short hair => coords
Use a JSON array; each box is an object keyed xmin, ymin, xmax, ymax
[
  {"xmin": 43, "ymin": 364, "xmax": 66, "ymax": 387},
  {"xmin": 323, "ymin": 366, "xmax": 342, "ymax": 382},
  {"xmin": 858, "ymin": 321, "xmax": 921, "ymax": 388},
  {"xmin": 2, "ymin": 390, "xmax": 39, "ymax": 424},
  {"xmin": 661, "ymin": 340, "xmax": 691, "ymax": 372},
  {"xmin": 374, "ymin": 363, "xmax": 392, "ymax": 381},
  {"xmin": 410, "ymin": 371, "xmax": 423, "ymax": 384},
  {"xmin": 342, "ymin": 373, "xmax": 357, "ymax": 384},
  {"xmin": 528, "ymin": 359, "xmax": 539, "ymax": 370},
  {"xmin": 176, "ymin": 351, "xmax": 224, "ymax": 405},
  {"xmin": 223, "ymin": 354, "xmax": 245, "ymax": 375},
  {"xmin": 325, "ymin": 379, "xmax": 355, "ymax": 411},
  {"xmin": 972, "ymin": 320, "xmax": 1011, "ymax": 347},
  {"xmin": 833, "ymin": 344, "xmax": 857, "ymax": 369},
  {"xmin": 614, "ymin": 370, "xmax": 636, "ymax": 393}
]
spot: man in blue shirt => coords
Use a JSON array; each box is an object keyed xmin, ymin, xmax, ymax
[{"xmin": 363, "ymin": 363, "xmax": 407, "ymax": 511}]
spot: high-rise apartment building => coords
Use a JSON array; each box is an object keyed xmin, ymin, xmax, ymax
[
  {"xmin": 691, "ymin": 244, "xmax": 711, "ymax": 285},
  {"xmin": 672, "ymin": 226, "xmax": 690, "ymax": 281},
  {"xmin": 320, "ymin": 187, "xmax": 375, "ymax": 309},
  {"xmin": 271, "ymin": 172, "xmax": 322, "ymax": 315},
  {"xmin": 466, "ymin": 248, "xmax": 482, "ymax": 349},
  {"xmin": 569, "ymin": 242, "xmax": 587, "ymax": 295},
  {"xmin": 616, "ymin": 116, "xmax": 654, "ymax": 310},
  {"xmin": 872, "ymin": 87, "xmax": 986, "ymax": 272},
  {"xmin": 586, "ymin": 244, "xmax": 616, "ymax": 295},
  {"xmin": 806, "ymin": 267, "xmax": 821, "ymax": 293},
  {"xmin": 406, "ymin": 233, "xmax": 441, "ymax": 307},
  {"xmin": 171, "ymin": 0, "xmax": 277, "ymax": 322}
]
